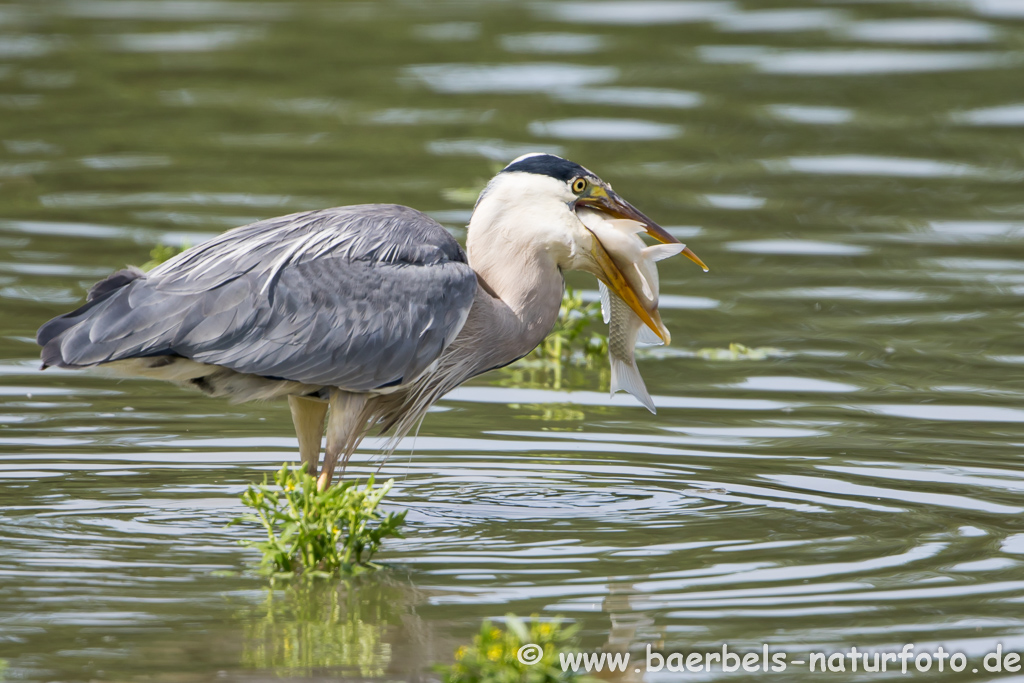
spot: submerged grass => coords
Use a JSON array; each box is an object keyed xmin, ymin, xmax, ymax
[
  {"xmin": 530, "ymin": 288, "xmax": 607, "ymax": 366},
  {"xmin": 506, "ymin": 287, "xmax": 608, "ymax": 391},
  {"xmin": 233, "ymin": 464, "xmax": 406, "ymax": 579},
  {"xmin": 440, "ymin": 614, "xmax": 594, "ymax": 683}
]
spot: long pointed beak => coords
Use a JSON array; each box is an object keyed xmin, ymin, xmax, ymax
[{"xmin": 577, "ymin": 188, "xmax": 709, "ymax": 272}]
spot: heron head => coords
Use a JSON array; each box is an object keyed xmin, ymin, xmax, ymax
[{"xmin": 469, "ymin": 153, "xmax": 707, "ymax": 342}]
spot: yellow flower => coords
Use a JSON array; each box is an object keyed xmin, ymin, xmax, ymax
[
  {"xmin": 455, "ymin": 646, "xmax": 468, "ymax": 661},
  {"xmin": 538, "ymin": 623, "xmax": 552, "ymax": 637},
  {"xmin": 486, "ymin": 645, "xmax": 502, "ymax": 661}
]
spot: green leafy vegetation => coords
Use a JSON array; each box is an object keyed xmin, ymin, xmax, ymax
[
  {"xmin": 696, "ymin": 342, "xmax": 783, "ymax": 361},
  {"xmin": 440, "ymin": 614, "xmax": 593, "ymax": 683},
  {"xmin": 504, "ymin": 288, "xmax": 608, "ymax": 391},
  {"xmin": 141, "ymin": 243, "xmax": 189, "ymax": 271},
  {"xmin": 531, "ymin": 288, "xmax": 607, "ymax": 366},
  {"xmin": 233, "ymin": 464, "xmax": 406, "ymax": 579}
]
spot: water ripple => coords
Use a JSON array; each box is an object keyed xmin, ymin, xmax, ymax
[
  {"xmin": 764, "ymin": 155, "xmax": 999, "ymax": 178},
  {"xmin": 536, "ymin": 1, "xmax": 735, "ymax": 25},
  {"xmin": 953, "ymin": 102, "xmax": 1024, "ymax": 126},
  {"xmin": 406, "ymin": 63, "xmax": 617, "ymax": 94},
  {"xmin": 842, "ymin": 18, "xmax": 996, "ymax": 45},
  {"xmin": 726, "ymin": 239, "xmax": 869, "ymax": 255},
  {"xmin": 108, "ymin": 28, "xmax": 262, "ymax": 52},
  {"xmin": 700, "ymin": 46, "xmax": 1012, "ymax": 74},
  {"xmin": 500, "ymin": 32, "xmax": 606, "ymax": 54},
  {"xmin": 717, "ymin": 8, "xmax": 843, "ymax": 33},
  {"xmin": 529, "ymin": 117, "xmax": 681, "ymax": 140},
  {"xmin": 765, "ymin": 104, "xmax": 854, "ymax": 125},
  {"xmin": 59, "ymin": 0, "xmax": 290, "ymax": 21},
  {"xmin": 552, "ymin": 87, "xmax": 702, "ymax": 108}
]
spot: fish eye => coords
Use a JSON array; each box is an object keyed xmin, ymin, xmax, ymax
[{"xmin": 571, "ymin": 177, "xmax": 588, "ymax": 194}]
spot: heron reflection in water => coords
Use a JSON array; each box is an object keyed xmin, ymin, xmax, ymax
[{"xmin": 37, "ymin": 154, "xmax": 706, "ymax": 489}]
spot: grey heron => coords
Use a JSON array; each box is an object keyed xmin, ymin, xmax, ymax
[{"xmin": 37, "ymin": 154, "xmax": 707, "ymax": 489}]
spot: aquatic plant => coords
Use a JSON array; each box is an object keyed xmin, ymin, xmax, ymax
[
  {"xmin": 696, "ymin": 342, "xmax": 783, "ymax": 361},
  {"xmin": 234, "ymin": 463, "xmax": 406, "ymax": 578},
  {"xmin": 141, "ymin": 242, "xmax": 188, "ymax": 271},
  {"xmin": 531, "ymin": 288, "xmax": 608, "ymax": 366},
  {"xmin": 504, "ymin": 288, "xmax": 608, "ymax": 391},
  {"xmin": 440, "ymin": 614, "xmax": 593, "ymax": 683}
]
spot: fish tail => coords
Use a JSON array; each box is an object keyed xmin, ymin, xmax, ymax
[{"xmin": 610, "ymin": 356, "xmax": 656, "ymax": 414}]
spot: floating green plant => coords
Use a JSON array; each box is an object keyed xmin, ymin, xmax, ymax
[
  {"xmin": 141, "ymin": 242, "xmax": 189, "ymax": 271},
  {"xmin": 504, "ymin": 288, "xmax": 608, "ymax": 391},
  {"xmin": 696, "ymin": 342, "xmax": 783, "ymax": 361},
  {"xmin": 440, "ymin": 614, "xmax": 594, "ymax": 683},
  {"xmin": 531, "ymin": 288, "xmax": 608, "ymax": 366},
  {"xmin": 233, "ymin": 464, "xmax": 406, "ymax": 579}
]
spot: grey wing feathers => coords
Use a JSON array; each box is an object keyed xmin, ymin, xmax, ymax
[{"xmin": 37, "ymin": 205, "xmax": 478, "ymax": 391}]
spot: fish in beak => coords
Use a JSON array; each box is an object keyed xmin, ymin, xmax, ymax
[
  {"xmin": 576, "ymin": 184, "xmax": 707, "ymax": 343},
  {"xmin": 577, "ymin": 207, "xmax": 684, "ymax": 413}
]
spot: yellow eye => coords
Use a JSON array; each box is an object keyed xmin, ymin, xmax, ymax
[{"xmin": 572, "ymin": 178, "xmax": 587, "ymax": 193}]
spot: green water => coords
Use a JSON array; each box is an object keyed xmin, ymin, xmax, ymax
[{"xmin": 3, "ymin": 1, "xmax": 1024, "ymax": 680}]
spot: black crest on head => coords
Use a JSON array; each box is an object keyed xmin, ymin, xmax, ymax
[{"xmin": 500, "ymin": 154, "xmax": 593, "ymax": 182}]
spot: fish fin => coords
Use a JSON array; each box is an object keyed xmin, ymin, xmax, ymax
[
  {"xmin": 643, "ymin": 243, "xmax": 685, "ymax": 262},
  {"xmin": 637, "ymin": 326, "xmax": 664, "ymax": 346},
  {"xmin": 598, "ymin": 281, "xmax": 611, "ymax": 324},
  {"xmin": 608, "ymin": 219, "xmax": 646, "ymax": 234},
  {"xmin": 610, "ymin": 356, "xmax": 656, "ymax": 414},
  {"xmin": 633, "ymin": 263, "xmax": 653, "ymax": 300}
]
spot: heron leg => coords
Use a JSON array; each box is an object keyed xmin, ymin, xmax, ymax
[
  {"xmin": 288, "ymin": 394, "xmax": 328, "ymax": 477},
  {"xmin": 318, "ymin": 389, "xmax": 368, "ymax": 491}
]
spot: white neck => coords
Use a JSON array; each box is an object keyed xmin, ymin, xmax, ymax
[{"xmin": 458, "ymin": 173, "xmax": 583, "ymax": 368}]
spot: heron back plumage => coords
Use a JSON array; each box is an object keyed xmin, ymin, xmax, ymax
[{"xmin": 37, "ymin": 205, "xmax": 478, "ymax": 392}]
